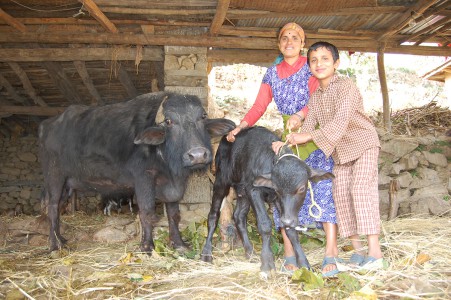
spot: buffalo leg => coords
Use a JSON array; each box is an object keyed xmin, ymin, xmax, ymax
[
  {"xmin": 135, "ymin": 183, "xmax": 157, "ymax": 254},
  {"xmin": 285, "ymin": 228, "xmax": 311, "ymax": 269},
  {"xmin": 165, "ymin": 202, "xmax": 189, "ymax": 250},
  {"xmin": 47, "ymin": 179, "xmax": 66, "ymax": 251},
  {"xmin": 201, "ymin": 182, "xmax": 230, "ymax": 263},
  {"xmin": 233, "ymin": 194, "xmax": 253, "ymax": 258},
  {"xmin": 249, "ymin": 187, "xmax": 275, "ymax": 272}
]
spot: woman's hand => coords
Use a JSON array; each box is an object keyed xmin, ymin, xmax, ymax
[
  {"xmin": 286, "ymin": 132, "xmax": 312, "ymax": 145},
  {"xmin": 227, "ymin": 122, "xmax": 248, "ymax": 142},
  {"xmin": 226, "ymin": 127, "xmax": 241, "ymax": 142},
  {"xmin": 272, "ymin": 141, "xmax": 285, "ymax": 154},
  {"xmin": 286, "ymin": 113, "xmax": 303, "ymax": 131}
]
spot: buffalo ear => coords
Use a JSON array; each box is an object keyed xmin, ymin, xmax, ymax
[
  {"xmin": 309, "ymin": 168, "xmax": 335, "ymax": 183},
  {"xmin": 134, "ymin": 127, "xmax": 166, "ymax": 145},
  {"xmin": 253, "ymin": 173, "xmax": 275, "ymax": 189},
  {"xmin": 206, "ymin": 119, "xmax": 236, "ymax": 138}
]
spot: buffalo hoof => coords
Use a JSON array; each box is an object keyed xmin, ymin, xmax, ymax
[
  {"xmin": 140, "ymin": 243, "xmax": 154, "ymax": 255},
  {"xmin": 174, "ymin": 244, "xmax": 190, "ymax": 255},
  {"xmin": 259, "ymin": 269, "xmax": 276, "ymax": 280},
  {"xmin": 49, "ymin": 248, "xmax": 70, "ymax": 259},
  {"xmin": 200, "ymin": 253, "xmax": 213, "ymax": 263}
]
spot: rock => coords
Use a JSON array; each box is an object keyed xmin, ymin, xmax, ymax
[
  {"xmin": 399, "ymin": 153, "xmax": 419, "ymax": 170},
  {"xmin": 380, "ymin": 138, "xmax": 419, "ymax": 161},
  {"xmin": 93, "ymin": 227, "xmax": 129, "ymax": 243},
  {"xmin": 17, "ymin": 152, "xmax": 37, "ymax": 162},
  {"xmin": 409, "ymin": 167, "xmax": 442, "ymax": 189},
  {"xmin": 397, "ymin": 172, "xmax": 413, "ymax": 188},
  {"xmin": 421, "ymin": 151, "xmax": 448, "ymax": 167}
]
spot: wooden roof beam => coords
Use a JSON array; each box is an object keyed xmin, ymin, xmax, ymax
[
  {"xmin": 117, "ymin": 67, "xmax": 138, "ymax": 99},
  {"xmin": 0, "ymin": 47, "xmax": 163, "ymax": 62},
  {"xmin": 377, "ymin": 0, "xmax": 438, "ymax": 42},
  {"xmin": 80, "ymin": 0, "xmax": 118, "ymax": 33},
  {"xmin": 73, "ymin": 61, "xmax": 104, "ymax": 105},
  {"xmin": 8, "ymin": 62, "xmax": 48, "ymax": 107},
  {"xmin": 0, "ymin": 106, "xmax": 66, "ymax": 116},
  {"xmin": 0, "ymin": 74, "xmax": 28, "ymax": 105},
  {"xmin": 210, "ymin": 0, "xmax": 230, "ymax": 36},
  {"xmin": 42, "ymin": 62, "xmax": 83, "ymax": 104},
  {"xmin": 0, "ymin": 8, "xmax": 26, "ymax": 32}
]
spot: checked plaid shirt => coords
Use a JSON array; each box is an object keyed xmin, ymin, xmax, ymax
[{"xmin": 302, "ymin": 74, "xmax": 380, "ymax": 165}]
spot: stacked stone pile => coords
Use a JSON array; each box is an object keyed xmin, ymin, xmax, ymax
[{"xmin": 377, "ymin": 131, "xmax": 450, "ymax": 219}]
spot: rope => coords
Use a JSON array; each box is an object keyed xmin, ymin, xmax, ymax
[{"xmin": 285, "ymin": 127, "xmax": 322, "ymax": 219}]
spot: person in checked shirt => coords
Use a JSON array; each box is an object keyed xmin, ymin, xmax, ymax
[{"xmin": 273, "ymin": 41, "xmax": 383, "ymax": 270}]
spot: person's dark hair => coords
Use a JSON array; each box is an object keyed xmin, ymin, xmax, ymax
[{"xmin": 307, "ymin": 41, "xmax": 339, "ymax": 66}]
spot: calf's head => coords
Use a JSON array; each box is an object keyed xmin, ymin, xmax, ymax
[
  {"xmin": 134, "ymin": 93, "xmax": 235, "ymax": 173},
  {"xmin": 254, "ymin": 153, "xmax": 334, "ymax": 228}
]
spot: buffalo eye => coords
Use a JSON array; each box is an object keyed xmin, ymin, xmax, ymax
[
  {"xmin": 202, "ymin": 113, "xmax": 208, "ymax": 120},
  {"xmin": 165, "ymin": 118, "xmax": 172, "ymax": 126}
]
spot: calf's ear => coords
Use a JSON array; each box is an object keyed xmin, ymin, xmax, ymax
[
  {"xmin": 134, "ymin": 127, "xmax": 166, "ymax": 145},
  {"xmin": 253, "ymin": 173, "xmax": 275, "ymax": 189},
  {"xmin": 309, "ymin": 168, "xmax": 335, "ymax": 183},
  {"xmin": 205, "ymin": 119, "xmax": 236, "ymax": 137}
]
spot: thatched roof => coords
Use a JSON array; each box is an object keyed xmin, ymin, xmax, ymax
[{"xmin": 0, "ymin": 0, "xmax": 450, "ymax": 136}]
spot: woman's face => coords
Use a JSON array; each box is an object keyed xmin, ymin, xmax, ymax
[{"xmin": 278, "ymin": 29, "xmax": 305, "ymax": 60}]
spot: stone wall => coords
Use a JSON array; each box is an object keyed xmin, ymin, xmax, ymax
[
  {"xmin": 1, "ymin": 131, "xmax": 449, "ymax": 220},
  {"xmin": 0, "ymin": 135, "xmax": 42, "ymax": 215},
  {"xmin": 377, "ymin": 131, "xmax": 450, "ymax": 219}
]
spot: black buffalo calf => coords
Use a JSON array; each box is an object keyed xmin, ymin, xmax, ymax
[{"xmin": 201, "ymin": 126, "xmax": 334, "ymax": 274}]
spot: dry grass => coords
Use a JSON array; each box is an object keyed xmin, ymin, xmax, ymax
[{"xmin": 1, "ymin": 214, "xmax": 450, "ymax": 299}]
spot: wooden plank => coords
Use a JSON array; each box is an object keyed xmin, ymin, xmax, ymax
[
  {"xmin": 0, "ymin": 8, "xmax": 27, "ymax": 32},
  {"xmin": 0, "ymin": 74, "xmax": 27, "ymax": 105},
  {"xmin": 210, "ymin": 0, "xmax": 230, "ymax": 36},
  {"xmin": 208, "ymin": 49, "xmax": 278, "ymax": 64},
  {"xmin": 98, "ymin": 6, "xmax": 216, "ymax": 15},
  {"xmin": 73, "ymin": 61, "xmax": 104, "ymax": 105},
  {"xmin": 81, "ymin": 0, "xmax": 118, "ymax": 33},
  {"xmin": 117, "ymin": 67, "xmax": 138, "ymax": 98},
  {"xmin": 0, "ymin": 32, "xmax": 277, "ymax": 50},
  {"xmin": 42, "ymin": 62, "xmax": 83, "ymax": 104},
  {"xmin": 0, "ymin": 18, "xmax": 210, "ymax": 27},
  {"xmin": 0, "ymin": 106, "xmax": 66, "ymax": 116},
  {"xmin": 0, "ymin": 32, "xmax": 449, "ymax": 56},
  {"xmin": 8, "ymin": 62, "xmax": 48, "ymax": 107},
  {"xmin": 0, "ymin": 47, "xmax": 163, "ymax": 62},
  {"xmin": 94, "ymin": 0, "xmax": 217, "ymax": 7}
]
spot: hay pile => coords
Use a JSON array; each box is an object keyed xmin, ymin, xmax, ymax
[
  {"xmin": 0, "ymin": 214, "xmax": 450, "ymax": 299},
  {"xmin": 371, "ymin": 101, "xmax": 451, "ymax": 136}
]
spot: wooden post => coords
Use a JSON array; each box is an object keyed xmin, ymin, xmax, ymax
[
  {"xmin": 377, "ymin": 44, "xmax": 391, "ymax": 132},
  {"xmin": 388, "ymin": 179, "xmax": 400, "ymax": 220}
]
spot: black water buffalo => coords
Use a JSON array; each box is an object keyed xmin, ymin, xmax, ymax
[
  {"xmin": 201, "ymin": 126, "xmax": 334, "ymax": 274},
  {"xmin": 39, "ymin": 92, "xmax": 235, "ymax": 253}
]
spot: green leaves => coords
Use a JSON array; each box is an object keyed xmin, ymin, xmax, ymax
[{"xmin": 291, "ymin": 268, "xmax": 324, "ymax": 290}]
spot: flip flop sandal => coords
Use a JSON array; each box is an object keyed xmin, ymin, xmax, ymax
[
  {"xmin": 348, "ymin": 253, "xmax": 365, "ymax": 266},
  {"xmin": 321, "ymin": 256, "xmax": 342, "ymax": 277},
  {"xmin": 360, "ymin": 256, "xmax": 384, "ymax": 270},
  {"xmin": 280, "ymin": 256, "xmax": 297, "ymax": 275}
]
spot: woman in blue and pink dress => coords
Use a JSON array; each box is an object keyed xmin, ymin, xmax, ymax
[{"xmin": 226, "ymin": 22, "xmax": 339, "ymax": 277}]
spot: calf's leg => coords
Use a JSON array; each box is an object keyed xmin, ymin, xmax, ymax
[
  {"xmin": 201, "ymin": 181, "xmax": 230, "ymax": 263},
  {"xmin": 233, "ymin": 194, "xmax": 253, "ymax": 258},
  {"xmin": 249, "ymin": 188, "xmax": 275, "ymax": 273},
  {"xmin": 285, "ymin": 227, "xmax": 311, "ymax": 269}
]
